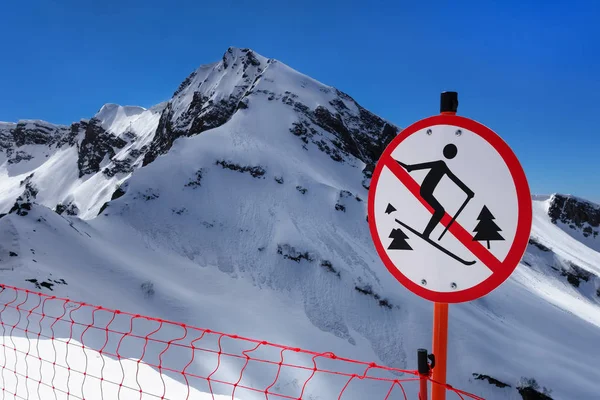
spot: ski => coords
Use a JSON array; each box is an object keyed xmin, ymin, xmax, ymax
[{"xmin": 394, "ymin": 219, "xmax": 477, "ymax": 266}]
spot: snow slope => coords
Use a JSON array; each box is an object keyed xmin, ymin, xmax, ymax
[
  {"xmin": 0, "ymin": 48, "xmax": 599, "ymax": 399},
  {"xmin": 0, "ymin": 103, "xmax": 165, "ymax": 219}
]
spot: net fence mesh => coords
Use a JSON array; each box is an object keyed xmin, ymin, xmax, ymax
[{"xmin": 0, "ymin": 284, "xmax": 483, "ymax": 400}]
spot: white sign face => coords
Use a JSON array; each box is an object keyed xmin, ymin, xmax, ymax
[{"xmin": 368, "ymin": 115, "xmax": 531, "ymax": 303}]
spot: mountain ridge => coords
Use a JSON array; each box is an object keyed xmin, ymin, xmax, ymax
[{"xmin": 0, "ymin": 47, "xmax": 399, "ymax": 219}]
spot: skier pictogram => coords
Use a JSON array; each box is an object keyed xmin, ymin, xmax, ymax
[
  {"xmin": 472, "ymin": 205, "xmax": 505, "ymax": 249},
  {"xmin": 390, "ymin": 143, "xmax": 477, "ymax": 265},
  {"xmin": 397, "ymin": 144, "xmax": 474, "ymax": 238},
  {"xmin": 368, "ymin": 113, "xmax": 532, "ymax": 303}
]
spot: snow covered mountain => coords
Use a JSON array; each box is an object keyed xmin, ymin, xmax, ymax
[{"xmin": 0, "ymin": 47, "xmax": 599, "ymax": 399}]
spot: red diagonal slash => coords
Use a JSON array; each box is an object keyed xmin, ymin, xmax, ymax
[{"xmin": 384, "ymin": 158, "xmax": 503, "ymax": 273}]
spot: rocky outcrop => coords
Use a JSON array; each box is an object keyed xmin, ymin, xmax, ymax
[
  {"xmin": 548, "ymin": 194, "xmax": 599, "ymax": 238},
  {"xmin": 9, "ymin": 181, "xmax": 38, "ymax": 217},
  {"xmin": 282, "ymin": 89, "xmax": 399, "ymax": 166},
  {"xmin": 55, "ymin": 202, "xmax": 79, "ymax": 216},
  {"xmin": 7, "ymin": 151, "xmax": 34, "ymax": 164},
  {"xmin": 13, "ymin": 121, "xmax": 62, "ymax": 146},
  {"xmin": 0, "ymin": 120, "xmax": 72, "ymax": 153},
  {"xmin": 77, "ymin": 118, "xmax": 127, "ymax": 177},
  {"xmin": 142, "ymin": 94, "xmax": 246, "ymax": 166},
  {"xmin": 143, "ymin": 48, "xmax": 263, "ymax": 167}
]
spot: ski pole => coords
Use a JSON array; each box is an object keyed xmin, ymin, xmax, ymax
[{"xmin": 438, "ymin": 196, "xmax": 470, "ymax": 241}]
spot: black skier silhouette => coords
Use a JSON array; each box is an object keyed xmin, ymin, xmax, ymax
[{"xmin": 396, "ymin": 144, "xmax": 474, "ymax": 239}]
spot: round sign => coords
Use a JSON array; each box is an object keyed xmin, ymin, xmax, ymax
[{"xmin": 368, "ymin": 114, "xmax": 532, "ymax": 303}]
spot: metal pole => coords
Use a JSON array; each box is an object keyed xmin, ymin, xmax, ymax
[
  {"xmin": 417, "ymin": 349, "xmax": 429, "ymax": 400},
  {"xmin": 431, "ymin": 303, "xmax": 448, "ymax": 400},
  {"xmin": 431, "ymin": 91, "xmax": 457, "ymax": 400}
]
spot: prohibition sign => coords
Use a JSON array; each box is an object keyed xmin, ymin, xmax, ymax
[{"xmin": 368, "ymin": 114, "xmax": 532, "ymax": 303}]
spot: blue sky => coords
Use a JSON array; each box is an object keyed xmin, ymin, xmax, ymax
[{"xmin": 1, "ymin": 0, "xmax": 598, "ymax": 202}]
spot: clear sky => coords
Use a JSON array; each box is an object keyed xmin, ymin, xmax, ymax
[{"xmin": 1, "ymin": 0, "xmax": 598, "ymax": 202}]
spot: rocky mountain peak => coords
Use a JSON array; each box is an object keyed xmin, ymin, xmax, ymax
[
  {"xmin": 221, "ymin": 47, "xmax": 269, "ymax": 71},
  {"xmin": 0, "ymin": 47, "xmax": 399, "ymax": 219},
  {"xmin": 143, "ymin": 47, "xmax": 398, "ymax": 168}
]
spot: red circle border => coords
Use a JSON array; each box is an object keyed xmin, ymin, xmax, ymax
[{"xmin": 367, "ymin": 114, "xmax": 532, "ymax": 303}]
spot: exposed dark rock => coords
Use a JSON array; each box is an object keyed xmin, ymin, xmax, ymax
[
  {"xmin": 517, "ymin": 378, "xmax": 553, "ymax": 400},
  {"xmin": 77, "ymin": 118, "xmax": 127, "ymax": 177},
  {"xmin": 128, "ymin": 147, "xmax": 145, "ymax": 159},
  {"xmin": 13, "ymin": 122, "xmax": 57, "ymax": 146},
  {"xmin": 9, "ymin": 182, "xmax": 38, "ymax": 216},
  {"xmin": 354, "ymin": 285, "xmax": 393, "ymax": 309},
  {"xmin": 215, "ymin": 160, "xmax": 265, "ymax": 178},
  {"xmin": 103, "ymin": 158, "xmax": 133, "ymax": 177},
  {"xmin": 55, "ymin": 202, "xmax": 79, "ymax": 216},
  {"xmin": 320, "ymin": 260, "xmax": 340, "ymax": 277},
  {"xmin": 277, "ymin": 244, "xmax": 313, "ymax": 263},
  {"xmin": 282, "ymin": 90, "xmax": 398, "ymax": 167},
  {"xmin": 141, "ymin": 281, "xmax": 155, "ymax": 298},
  {"xmin": 244, "ymin": 50, "xmax": 261, "ymax": 67},
  {"xmin": 98, "ymin": 202, "xmax": 109, "ymax": 215},
  {"xmin": 274, "ymin": 176, "xmax": 284, "ymax": 184},
  {"xmin": 111, "ymin": 185, "xmax": 126, "ymax": 201},
  {"xmin": 25, "ymin": 277, "xmax": 67, "ymax": 291},
  {"xmin": 314, "ymin": 138, "xmax": 344, "ymax": 162},
  {"xmin": 528, "ymin": 238, "xmax": 550, "ymax": 252},
  {"xmin": 335, "ymin": 203, "xmax": 346, "ymax": 212},
  {"xmin": 296, "ymin": 186, "xmax": 307, "ymax": 194},
  {"xmin": 290, "ymin": 121, "xmax": 308, "ymax": 137},
  {"xmin": 173, "ymin": 71, "xmax": 197, "ymax": 97},
  {"xmin": 7, "ymin": 150, "xmax": 34, "ymax": 164},
  {"xmin": 142, "ymin": 104, "xmax": 176, "ymax": 166},
  {"xmin": 185, "ymin": 169, "xmax": 204, "ymax": 188},
  {"xmin": 472, "ymin": 373, "xmax": 511, "ymax": 388},
  {"xmin": 56, "ymin": 121, "xmax": 84, "ymax": 148},
  {"xmin": 19, "ymin": 173, "xmax": 34, "ymax": 187},
  {"xmin": 123, "ymin": 130, "xmax": 137, "ymax": 141},
  {"xmin": 143, "ymin": 96, "xmax": 244, "ymax": 166},
  {"xmin": 135, "ymin": 189, "xmax": 159, "ymax": 201},
  {"xmin": 98, "ymin": 185, "xmax": 127, "ymax": 216},
  {"xmin": 191, "ymin": 98, "xmax": 240, "ymax": 134},
  {"xmin": 548, "ymin": 195, "xmax": 599, "ymax": 237},
  {"xmin": 9, "ymin": 252, "xmax": 17, "ymax": 257},
  {"xmin": 558, "ymin": 262, "xmax": 593, "ymax": 288}
]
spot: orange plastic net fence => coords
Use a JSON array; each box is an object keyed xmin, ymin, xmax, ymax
[{"xmin": 0, "ymin": 284, "xmax": 482, "ymax": 399}]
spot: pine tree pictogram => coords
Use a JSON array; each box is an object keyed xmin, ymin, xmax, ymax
[
  {"xmin": 472, "ymin": 205, "xmax": 504, "ymax": 249},
  {"xmin": 388, "ymin": 228, "xmax": 412, "ymax": 250}
]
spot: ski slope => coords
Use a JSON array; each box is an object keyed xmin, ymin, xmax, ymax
[{"xmin": 0, "ymin": 47, "xmax": 599, "ymax": 399}]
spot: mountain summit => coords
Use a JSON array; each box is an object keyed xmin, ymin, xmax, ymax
[
  {"xmin": 0, "ymin": 48, "xmax": 599, "ymax": 399},
  {"xmin": 0, "ymin": 47, "xmax": 398, "ymax": 219}
]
